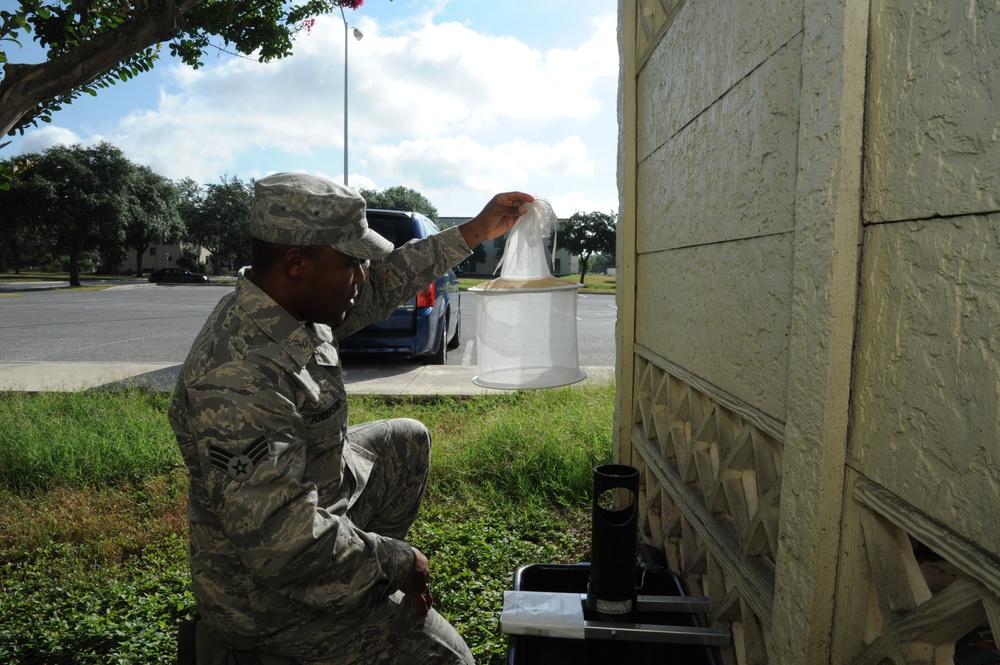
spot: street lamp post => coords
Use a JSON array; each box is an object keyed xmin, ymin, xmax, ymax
[{"xmin": 340, "ymin": 5, "xmax": 363, "ymax": 187}]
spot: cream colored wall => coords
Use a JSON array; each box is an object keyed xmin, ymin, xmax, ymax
[
  {"xmin": 621, "ymin": 0, "xmax": 1000, "ymax": 663},
  {"xmin": 838, "ymin": 15, "xmax": 1000, "ymax": 659},
  {"xmin": 852, "ymin": 0, "xmax": 1000, "ymax": 562},
  {"xmin": 632, "ymin": 0, "xmax": 801, "ymax": 424},
  {"xmin": 853, "ymin": 219, "xmax": 1000, "ymax": 553},
  {"xmin": 621, "ymin": 0, "xmax": 827, "ymax": 662}
]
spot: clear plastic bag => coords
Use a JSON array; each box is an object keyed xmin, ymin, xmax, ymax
[{"xmin": 495, "ymin": 198, "xmax": 559, "ymax": 280}]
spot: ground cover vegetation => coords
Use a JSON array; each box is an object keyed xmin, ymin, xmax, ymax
[{"xmin": 0, "ymin": 383, "xmax": 614, "ymax": 664}]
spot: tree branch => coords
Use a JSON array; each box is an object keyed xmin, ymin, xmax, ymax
[{"xmin": 0, "ymin": 0, "xmax": 205, "ymax": 138}]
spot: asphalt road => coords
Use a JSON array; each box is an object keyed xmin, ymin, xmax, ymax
[{"xmin": 0, "ymin": 283, "xmax": 617, "ymax": 367}]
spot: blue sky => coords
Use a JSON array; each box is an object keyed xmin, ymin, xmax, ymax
[{"xmin": 3, "ymin": 0, "xmax": 619, "ymax": 217}]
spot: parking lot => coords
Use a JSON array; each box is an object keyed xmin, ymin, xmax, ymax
[{"xmin": 0, "ymin": 283, "xmax": 617, "ymax": 368}]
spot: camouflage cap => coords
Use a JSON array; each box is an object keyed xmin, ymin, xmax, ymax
[{"xmin": 251, "ymin": 173, "xmax": 393, "ymax": 259}]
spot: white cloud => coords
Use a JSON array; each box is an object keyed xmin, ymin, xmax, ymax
[
  {"xmin": 7, "ymin": 9, "xmax": 619, "ymax": 216},
  {"xmin": 363, "ymin": 134, "xmax": 591, "ymax": 189},
  {"xmin": 348, "ymin": 14, "xmax": 618, "ymax": 138},
  {"xmin": 12, "ymin": 126, "xmax": 82, "ymax": 153}
]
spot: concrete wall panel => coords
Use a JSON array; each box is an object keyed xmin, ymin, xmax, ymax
[
  {"xmin": 637, "ymin": 0, "xmax": 802, "ymax": 161},
  {"xmin": 851, "ymin": 217, "xmax": 1000, "ymax": 555},
  {"xmin": 634, "ymin": 233, "xmax": 793, "ymax": 421},
  {"xmin": 865, "ymin": 0, "xmax": 1000, "ymax": 222},
  {"xmin": 637, "ymin": 35, "xmax": 801, "ymax": 253}
]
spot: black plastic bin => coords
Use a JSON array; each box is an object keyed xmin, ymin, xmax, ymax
[{"xmin": 506, "ymin": 562, "xmax": 720, "ymax": 665}]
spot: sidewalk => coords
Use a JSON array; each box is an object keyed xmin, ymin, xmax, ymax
[{"xmin": 0, "ymin": 362, "xmax": 615, "ymax": 395}]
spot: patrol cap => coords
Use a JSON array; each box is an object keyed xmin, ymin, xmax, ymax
[{"xmin": 250, "ymin": 172, "xmax": 393, "ymax": 259}]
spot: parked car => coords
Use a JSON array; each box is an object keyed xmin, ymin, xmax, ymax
[
  {"xmin": 148, "ymin": 268, "xmax": 209, "ymax": 284},
  {"xmin": 338, "ymin": 210, "xmax": 461, "ymax": 364}
]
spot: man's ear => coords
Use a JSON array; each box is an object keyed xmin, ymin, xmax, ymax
[{"xmin": 283, "ymin": 247, "xmax": 308, "ymax": 281}]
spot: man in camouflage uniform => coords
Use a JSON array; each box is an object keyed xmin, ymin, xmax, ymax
[{"xmin": 169, "ymin": 172, "xmax": 533, "ymax": 664}]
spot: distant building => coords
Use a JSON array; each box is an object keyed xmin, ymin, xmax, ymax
[
  {"xmin": 438, "ymin": 216, "xmax": 580, "ymax": 277},
  {"xmin": 118, "ymin": 241, "xmax": 212, "ymax": 275}
]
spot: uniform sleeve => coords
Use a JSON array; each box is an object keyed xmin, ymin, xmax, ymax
[
  {"xmin": 332, "ymin": 225, "xmax": 472, "ymax": 339},
  {"xmin": 180, "ymin": 360, "xmax": 415, "ymax": 613}
]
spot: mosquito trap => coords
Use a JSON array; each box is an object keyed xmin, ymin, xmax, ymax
[{"xmin": 470, "ymin": 199, "xmax": 586, "ymax": 390}]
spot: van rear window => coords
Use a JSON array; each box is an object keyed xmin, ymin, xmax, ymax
[{"xmin": 367, "ymin": 218, "xmax": 414, "ymax": 249}]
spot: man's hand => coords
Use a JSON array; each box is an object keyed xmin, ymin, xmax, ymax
[
  {"xmin": 400, "ymin": 546, "xmax": 433, "ymax": 617},
  {"xmin": 459, "ymin": 191, "xmax": 535, "ymax": 249}
]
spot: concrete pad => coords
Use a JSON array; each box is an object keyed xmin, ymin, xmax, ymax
[
  {"xmin": 0, "ymin": 362, "xmax": 615, "ymax": 395},
  {"xmin": 342, "ymin": 365, "xmax": 427, "ymax": 394},
  {"xmin": 0, "ymin": 362, "xmax": 178, "ymax": 392}
]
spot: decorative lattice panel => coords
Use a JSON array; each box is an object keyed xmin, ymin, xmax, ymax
[
  {"xmin": 630, "ymin": 351, "xmax": 782, "ymax": 664},
  {"xmin": 636, "ymin": 0, "xmax": 687, "ymax": 65},
  {"xmin": 841, "ymin": 475, "xmax": 1000, "ymax": 665}
]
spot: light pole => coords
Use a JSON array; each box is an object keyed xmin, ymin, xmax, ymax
[{"xmin": 340, "ymin": 5, "xmax": 363, "ymax": 187}]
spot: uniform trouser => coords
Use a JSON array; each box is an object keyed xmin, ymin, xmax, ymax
[{"xmin": 273, "ymin": 418, "xmax": 475, "ymax": 665}]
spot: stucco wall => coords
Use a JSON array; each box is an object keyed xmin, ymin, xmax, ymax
[
  {"xmin": 634, "ymin": 0, "xmax": 801, "ymax": 421},
  {"xmin": 852, "ymin": 0, "xmax": 1000, "ymax": 557},
  {"xmin": 863, "ymin": 0, "xmax": 1000, "ymax": 224},
  {"xmin": 622, "ymin": 0, "xmax": 1000, "ymax": 661},
  {"xmin": 852, "ymin": 217, "xmax": 1000, "ymax": 555}
]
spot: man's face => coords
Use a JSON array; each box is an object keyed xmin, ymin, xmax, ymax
[{"xmin": 298, "ymin": 246, "xmax": 366, "ymax": 326}]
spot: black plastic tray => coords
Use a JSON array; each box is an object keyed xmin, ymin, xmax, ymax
[{"xmin": 506, "ymin": 562, "xmax": 719, "ymax": 665}]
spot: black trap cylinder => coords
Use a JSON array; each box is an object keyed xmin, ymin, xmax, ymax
[{"xmin": 586, "ymin": 464, "xmax": 640, "ymax": 620}]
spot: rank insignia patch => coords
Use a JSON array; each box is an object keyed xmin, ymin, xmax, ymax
[{"xmin": 209, "ymin": 435, "xmax": 269, "ymax": 482}]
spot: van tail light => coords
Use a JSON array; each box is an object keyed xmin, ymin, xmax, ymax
[{"xmin": 417, "ymin": 283, "xmax": 436, "ymax": 308}]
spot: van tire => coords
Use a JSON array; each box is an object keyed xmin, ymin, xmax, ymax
[
  {"xmin": 447, "ymin": 310, "xmax": 461, "ymax": 349},
  {"xmin": 427, "ymin": 319, "xmax": 448, "ymax": 365}
]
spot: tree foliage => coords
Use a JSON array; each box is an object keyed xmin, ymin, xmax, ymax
[
  {"xmin": 0, "ymin": 154, "xmax": 53, "ymax": 271},
  {"xmin": 4, "ymin": 142, "xmax": 135, "ymax": 285},
  {"xmin": 181, "ymin": 174, "xmax": 253, "ymax": 275},
  {"xmin": 0, "ymin": 145, "xmax": 263, "ymax": 279},
  {"xmin": 359, "ymin": 185, "xmax": 439, "ymax": 222},
  {"xmin": 1, "ymin": 143, "xmax": 198, "ymax": 281},
  {"xmin": 556, "ymin": 210, "xmax": 617, "ymax": 284},
  {"xmin": 0, "ymin": 0, "xmax": 373, "ymax": 143},
  {"xmin": 122, "ymin": 166, "xmax": 183, "ymax": 277}
]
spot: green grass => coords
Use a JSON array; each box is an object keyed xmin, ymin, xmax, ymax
[
  {"xmin": 0, "ymin": 271, "xmax": 76, "ymax": 282},
  {"xmin": 0, "ymin": 391, "xmax": 180, "ymax": 491},
  {"xmin": 0, "ymin": 271, "xmax": 145, "ymax": 282},
  {"xmin": 0, "ymin": 384, "xmax": 614, "ymax": 664}
]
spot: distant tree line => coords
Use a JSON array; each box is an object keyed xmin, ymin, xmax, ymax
[
  {"xmin": 0, "ymin": 142, "xmax": 478, "ymax": 287},
  {"xmin": 0, "ymin": 142, "xmax": 256, "ymax": 286}
]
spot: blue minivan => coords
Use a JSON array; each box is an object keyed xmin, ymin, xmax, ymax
[{"xmin": 338, "ymin": 210, "xmax": 461, "ymax": 364}]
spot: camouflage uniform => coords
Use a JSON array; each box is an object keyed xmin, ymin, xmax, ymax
[{"xmin": 169, "ymin": 174, "xmax": 475, "ymax": 664}]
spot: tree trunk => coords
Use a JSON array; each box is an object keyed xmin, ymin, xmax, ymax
[
  {"xmin": 579, "ymin": 254, "xmax": 591, "ymax": 285},
  {"xmin": 0, "ymin": 242, "xmax": 22, "ymax": 273},
  {"xmin": 0, "ymin": 0, "xmax": 201, "ymax": 137},
  {"xmin": 68, "ymin": 241, "xmax": 82, "ymax": 287},
  {"xmin": 135, "ymin": 247, "xmax": 144, "ymax": 278}
]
